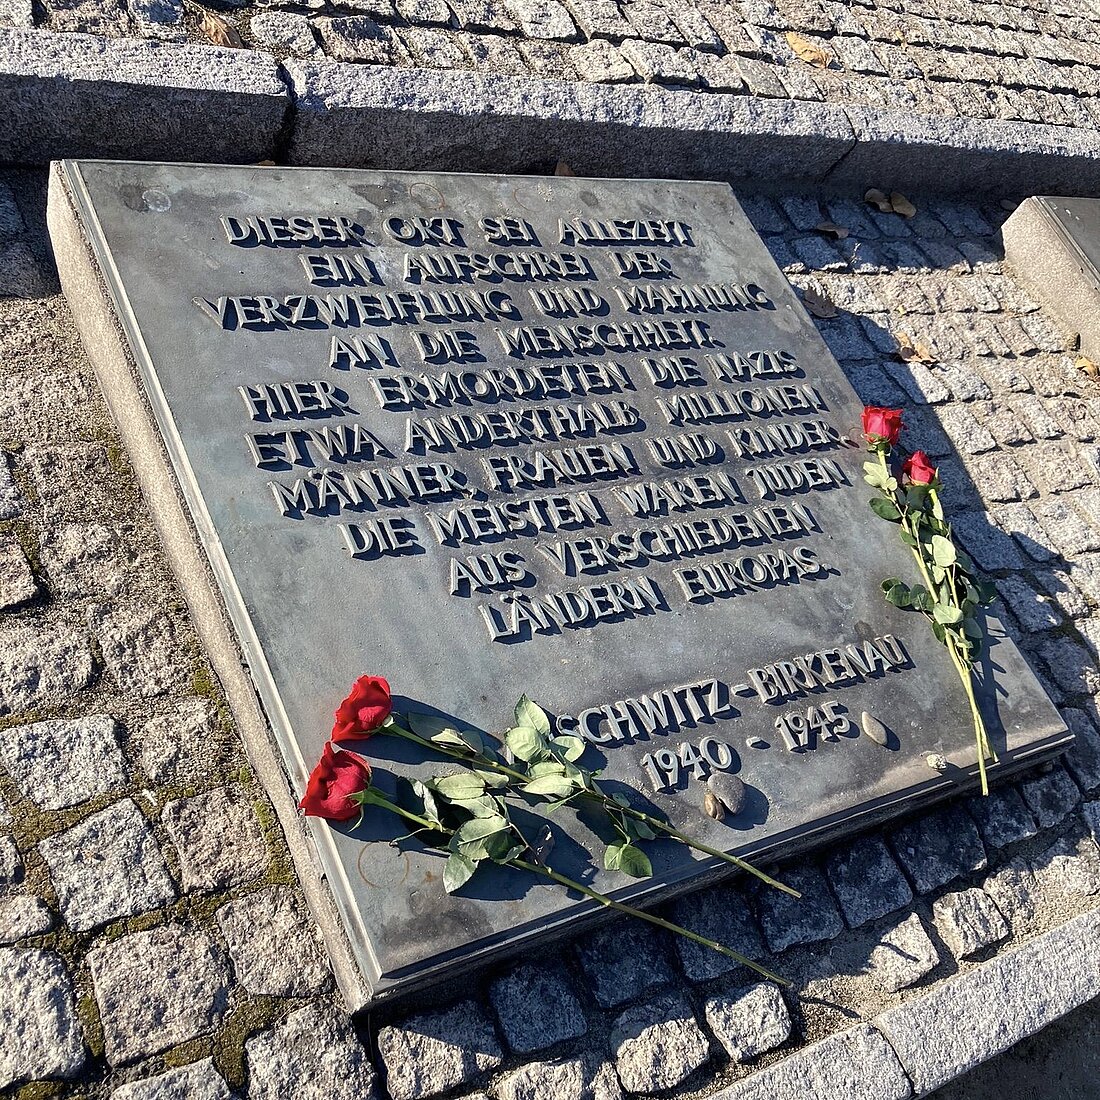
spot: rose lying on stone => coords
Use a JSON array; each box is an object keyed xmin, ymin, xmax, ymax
[
  {"xmin": 861, "ymin": 406, "xmax": 903, "ymax": 445},
  {"xmin": 298, "ymin": 743, "xmax": 372, "ymax": 821},
  {"xmin": 331, "ymin": 674, "xmax": 392, "ymax": 742},
  {"xmin": 903, "ymin": 449, "xmax": 937, "ymax": 485}
]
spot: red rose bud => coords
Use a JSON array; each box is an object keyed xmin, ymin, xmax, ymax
[
  {"xmin": 332, "ymin": 674, "xmax": 392, "ymax": 743},
  {"xmin": 861, "ymin": 406, "xmax": 904, "ymax": 445},
  {"xmin": 903, "ymin": 450, "xmax": 937, "ymax": 485},
  {"xmin": 299, "ymin": 743, "xmax": 372, "ymax": 821}
]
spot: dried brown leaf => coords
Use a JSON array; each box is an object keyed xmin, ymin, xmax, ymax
[
  {"xmin": 889, "ymin": 191, "xmax": 917, "ymax": 218},
  {"xmin": 896, "ymin": 331, "xmax": 935, "ymax": 364},
  {"xmin": 703, "ymin": 791, "xmax": 725, "ymax": 821},
  {"xmin": 554, "ymin": 160, "xmax": 576, "ymax": 177},
  {"xmin": 785, "ymin": 31, "xmax": 829, "ymax": 68},
  {"xmin": 802, "ymin": 286, "xmax": 838, "ymax": 319},
  {"xmin": 864, "ymin": 188, "xmax": 892, "ymax": 213},
  {"xmin": 200, "ymin": 9, "xmax": 243, "ymax": 48},
  {"xmin": 815, "ymin": 220, "xmax": 849, "ymax": 240},
  {"xmin": 1076, "ymin": 355, "xmax": 1099, "ymax": 379}
]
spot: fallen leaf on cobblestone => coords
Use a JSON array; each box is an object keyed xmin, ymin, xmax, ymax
[
  {"xmin": 815, "ymin": 221, "xmax": 849, "ymax": 240},
  {"xmin": 864, "ymin": 188, "xmax": 917, "ymax": 217},
  {"xmin": 785, "ymin": 32, "xmax": 829, "ymax": 68},
  {"xmin": 554, "ymin": 161, "xmax": 576, "ymax": 177},
  {"xmin": 1076, "ymin": 355, "xmax": 1099, "ymax": 379},
  {"xmin": 802, "ymin": 287, "xmax": 838, "ymax": 319},
  {"xmin": 889, "ymin": 191, "xmax": 917, "ymax": 218},
  {"xmin": 865, "ymin": 188, "xmax": 893, "ymax": 212},
  {"xmin": 200, "ymin": 10, "xmax": 243, "ymax": 48},
  {"xmin": 896, "ymin": 332, "xmax": 935, "ymax": 363}
]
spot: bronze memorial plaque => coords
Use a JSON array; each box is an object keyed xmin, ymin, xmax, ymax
[{"xmin": 49, "ymin": 161, "xmax": 1070, "ymax": 1004}]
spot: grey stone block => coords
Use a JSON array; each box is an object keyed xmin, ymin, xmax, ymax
[
  {"xmin": 377, "ymin": 1001, "xmax": 502, "ymax": 1100},
  {"xmin": 753, "ymin": 863, "xmax": 844, "ymax": 952},
  {"xmin": 891, "ymin": 804, "xmax": 987, "ymax": 894},
  {"xmin": 1019, "ymin": 766, "xmax": 1082, "ymax": 827},
  {"xmin": 1032, "ymin": 833, "xmax": 1100, "ymax": 897},
  {"xmin": 876, "ymin": 907, "xmax": 1100, "ymax": 1094},
  {"xmin": 0, "ymin": 896, "xmax": 52, "ymax": 943},
  {"xmin": 489, "ymin": 963, "xmax": 587, "ymax": 1053},
  {"xmin": 0, "ymin": 617, "xmax": 93, "ymax": 714},
  {"xmin": 708, "ymin": 1023, "xmax": 910, "ymax": 1100},
  {"xmin": 0, "ymin": 948, "xmax": 85, "ymax": 1089},
  {"xmin": 867, "ymin": 914, "xmax": 940, "ymax": 992},
  {"xmin": 610, "ymin": 992, "xmax": 710, "ymax": 1093},
  {"xmin": 825, "ymin": 836, "xmax": 913, "ymax": 928},
  {"xmin": 285, "ymin": 62, "xmax": 856, "ymax": 181},
  {"xmin": 575, "ymin": 919, "xmax": 675, "ymax": 1008},
  {"xmin": 704, "ymin": 982, "xmax": 790, "ymax": 1062},
  {"xmin": 88, "ymin": 602, "xmax": 189, "ymax": 698},
  {"xmin": 496, "ymin": 1053, "xmax": 621, "ymax": 1100},
  {"xmin": 965, "ymin": 784, "xmax": 1037, "ymax": 849},
  {"xmin": 0, "ymin": 533, "xmax": 34, "ymax": 608},
  {"xmin": 0, "ymin": 29, "xmax": 287, "ymax": 163},
  {"xmin": 664, "ymin": 883, "xmax": 764, "ymax": 982},
  {"xmin": 113, "ymin": 1059, "xmax": 231, "ymax": 1100},
  {"xmin": 983, "ymin": 857, "xmax": 1038, "ymax": 932},
  {"xmin": 932, "ymin": 887, "xmax": 1009, "ymax": 958}
]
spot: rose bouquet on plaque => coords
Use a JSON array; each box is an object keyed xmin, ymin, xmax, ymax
[
  {"xmin": 298, "ymin": 674, "xmax": 798, "ymax": 980},
  {"xmin": 860, "ymin": 407, "xmax": 998, "ymax": 793}
]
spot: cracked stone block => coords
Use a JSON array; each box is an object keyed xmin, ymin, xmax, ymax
[
  {"xmin": 88, "ymin": 924, "xmax": 229, "ymax": 1065},
  {"xmin": 621, "ymin": 38, "xmax": 700, "ymax": 83},
  {"xmin": 40, "ymin": 523, "xmax": 137, "ymax": 599},
  {"xmin": 0, "ymin": 896, "xmax": 52, "ymax": 943},
  {"xmin": 891, "ymin": 804, "xmax": 987, "ymax": 893},
  {"xmin": 825, "ymin": 836, "xmax": 913, "ymax": 928},
  {"xmin": 0, "ymin": 715, "xmax": 127, "ymax": 809},
  {"xmin": 561, "ymin": 0, "xmax": 631, "ymax": 37},
  {"xmin": 933, "ymin": 888, "xmax": 1009, "ymax": 958},
  {"xmin": 611, "ymin": 993, "xmax": 709, "ymax": 1092},
  {"xmin": 39, "ymin": 799, "xmax": 176, "ymax": 933},
  {"xmin": 496, "ymin": 1053, "xmax": 621, "ymax": 1100},
  {"xmin": 704, "ymin": 982, "xmax": 790, "ymax": 1062},
  {"xmin": 866, "ymin": 914, "xmax": 940, "ymax": 992},
  {"xmin": 163, "ymin": 786, "xmax": 268, "ymax": 892},
  {"xmin": 88, "ymin": 603, "xmax": 189, "ymax": 698},
  {"xmin": 489, "ymin": 963, "xmax": 587, "ymax": 1053},
  {"xmin": 0, "ymin": 836, "xmax": 20, "ymax": 884},
  {"xmin": 575, "ymin": 919, "xmax": 675, "ymax": 1008},
  {"xmin": 753, "ymin": 864, "xmax": 844, "ymax": 953},
  {"xmin": 396, "ymin": 0, "xmax": 451, "ymax": 23},
  {"xmin": 136, "ymin": 699, "xmax": 226, "ymax": 784},
  {"xmin": 569, "ymin": 39, "xmax": 635, "ymax": 82},
  {"xmin": 0, "ymin": 534, "xmax": 35, "ymax": 608},
  {"xmin": 446, "ymin": 0, "xmax": 516, "ymax": 30},
  {"xmin": 246, "ymin": 1002, "xmax": 376, "ymax": 1100},
  {"xmin": 0, "ymin": 618, "xmax": 93, "ymax": 715},
  {"xmin": 664, "ymin": 883, "xmax": 765, "ymax": 982},
  {"xmin": 1033, "ymin": 834, "xmax": 1100, "ymax": 897},
  {"xmin": 216, "ymin": 887, "xmax": 331, "ymax": 997},
  {"xmin": 113, "ymin": 1058, "xmax": 231, "ymax": 1099},
  {"xmin": 0, "ymin": 948, "xmax": 85, "ymax": 1088},
  {"xmin": 983, "ymin": 857, "xmax": 1038, "ymax": 931},
  {"xmin": 966, "ymin": 784, "xmax": 1037, "ymax": 849},
  {"xmin": 250, "ymin": 10, "xmax": 320, "ymax": 54},
  {"xmin": 129, "ymin": 0, "xmax": 183, "ymax": 36},
  {"xmin": 1019, "ymin": 766, "xmax": 1081, "ymax": 827},
  {"xmin": 378, "ymin": 1000, "xmax": 501, "ymax": 1100}
]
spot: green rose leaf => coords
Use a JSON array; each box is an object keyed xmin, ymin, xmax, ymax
[
  {"xmin": 899, "ymin": 529, "xmax": 918, "ymax": 548},
  {"xmin": 515, "ymin": 695, "xmax": 551, "ymax": 737},
  {"xmin": 523, "ymin": 775, "xmax": 576, "ymax": 798},
  {"xmin": 410, "ymin": 779, "xmax": 443, "ymax": 826},
  {"xmin": 604, "ymin": 842, "xmax": 653, "ymax": 879},
  {"xmin": 528, "ymin": 760, "xmax": 567, "ymax": 778},
  {"xmin": 505, "ymin": 724, "xmax": 548, "ymax": 762},
  {"xmin": 932, "ymin": 621, "xmax": 947, "ymax": 643},
  {"xmin": 409, "ymin": 711, "xmax": 461, "ymax": 740},
  {"xmin": 933, "ymin": 602, "xmax": 963, "ymax": 625},
  {"xmin": 443, "ymin": 851, "xmax": 477, "ymax": 894},
  {"xmin": 476, "ymin": 770, "xmax": 510, "ymax": 788},
  {"xmin": 431, "ymin": 773, "xmax": 486, "ymax": 800},
  {"xmin": 931, "ymin": 534, "xmax": 957, "ymax": 567},
  {"xmin": 869, "ymin": 497, "xmax": 902, "ymax": 522},
  {"xmin": 455, "ymin": 814, "xmax": 510, "ymax": 860},
  {"xmin": 451, "ymin": 795, "xmax": 501, "ymax": 819},
  {"xmin": 863, "ymin": 461, "xmax": 886, "ymax": 488},
  {"xmin": 551, "ymin": 734, "xmax": 587, "ymax": 762},
  {"xmin": 884, "ymin": 582, "xmax": 912, "ymax": 608},
  {"xmin": 963, "ymin": 617, "xmax": 984, "ymax": 640},
  {"xmin": 626, "ymin": 818, "xmax": 657, "ymax": 841}
]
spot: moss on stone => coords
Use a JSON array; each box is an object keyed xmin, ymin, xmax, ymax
[
  {"xmin": 15, "ymin": 1081, "xmax": 67, "ymax": 1100},
  {"xmin": 163, "ymin": 1036, "xmax": 212, "ymax": 1068},
  {"xmin": 190, "ymin": 660, "xmax": 220, "ymax": 702},
  {"xmin": 213, "ymin": 997, "xmax": 284, "ymax": 1089},
  {"xmin": 75, "ymin": 993, "xmax": 105, "ymax": 1060}
]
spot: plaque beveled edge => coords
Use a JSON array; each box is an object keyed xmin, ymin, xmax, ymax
[{"xmin": 46, "ymin": 158, "xmax": 1075, "ymax": 1008}]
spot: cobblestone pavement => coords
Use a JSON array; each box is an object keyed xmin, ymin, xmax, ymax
[
  {"xmin": 2, "ymin": 165, "xmax": 1100, "ymax": 1099},
  {"xmin": 4, "ymin": 0, "xmax": 1100, "ymax": 141}
]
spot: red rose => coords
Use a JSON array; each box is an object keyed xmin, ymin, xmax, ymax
[
  {"xmin": 903, "ymin": 450, "xmax": 937, "ymax": 485},
  {"xmin": 862, "ymin": 406, "xmax": 904, "ymax": 445},
  {"xmin": 332, "ymin": 675, "xmax": 392, "ymax": 743},
  {"xmin": 299, "ymin": 743, "xmax": 372, "ymax": 821}
]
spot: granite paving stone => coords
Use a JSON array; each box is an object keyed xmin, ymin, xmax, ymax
[
  {"xmin": 610, "ymin": 992, "xmax": 710, "ymax": 1093},
  {"xmin": 995, "ymin": 575, "xmax": 1063, "ymax": 633},
  {"xmin": 0, "ymin": 533, "xmax": 35, "ymax": 607},
  {"xmin": 0, "ymin": 617, "xmax": 93, "ymax": 714},
  {"xmin": 246, "ymin": 1002, "xmax": 377, "ymax": 1100},
  {"xmin": 933, "ymin": 887, "xmax": 1009, "ymax": 958},
  {"xmin": 0, "ymin": 835, "xmax": 19, "ymax": 883},
  {"xmin": 39, "ymin": 522, "xmax": 136, "ymax": 598},
  {"xmin": 753, "ymin": 863, "xmax": 844, "ymax": 953},
  {"xmin": 502, "ymin": 0, "xmax": 576, "ymax": 38},
  {"xmin": 1032, "ymin": 833, "xmax": 1100, "ymax": 896},
  {"xmin": 995, "ymin": 502, "xmax": 1058, "ymax": 562},
  {"xmin": 704, "ymin": 982, "xmax": 790, "ymax": 1062},
  {"xmin": 315, "ymin": 15, "xmax": 398, "ymax": 61},
  {"xmin": 495, "ymin": 1053, "xmax": 622, "ymax": 1100},
  {"xmin": 1018, "ymin": 765, "xmax": 1082, "ymax": 827},
  {"xmin": 866, "ymin": 913, "xmax": 940, "ymax": 992},
  {"xmin": 250, "ymin": 11, "xmax": 321, "ymax": 56},
  {"xmin": 1033, "ymin": 500, "xmax": 1100, "ymax": 557},
  {"xmin": 21, "ymin": 443, "xmax": 118, "ymax": 523},
  {"xmin": 162, "ymin": 785, "xmax": 268, "ymax": 892},
  {"xmin": 575, "ymin": 919, "xmax": 675, "ymax": 1008},
  {"xmin": 0, "ymin": 715, "xmax": 126, "ymax": 809},
  {"xmin": 561, "ymin": 0, "xmax": 632, "ymax": 37},
  {"xmin": 88, "ymin": 602, "xmax": 189, "ymax": 697},
  {"xmin": 0, "ymin": 948, "xmax": 85, "ymax": 1088},
  {"xmin": 1038, "ymin": 635, "xmax": 1100, "ymax": 697},
  {"xmin": 377, "ymin": 1000, "xmax": 502, "ymax": 1100},
  {"xmin": 948, "ymin": 510, "xmax": 1027, "ymax": 571},
  {"xmin": 136, "ymin": 698, "xmax": 223, "ymax": 784},
  {"xmin": 825, "ymin": 835, "xmax": 913, "ymax": 927},
  {"xmin": 489, "ymin": 962, "xmax": 588, "ymax": 1053},
  {"xmin": 0, "ymin": 896, "xmax": 52, "ymax": 942},
  {"xmin": 0, "ymin": 454, "xmax": 20, "ymax": 519},
  {"xmin": 215, "ymin": 887, "xmax": 331, "ymax": 997},
  {"xmin": 983, "ymin": 857, "xmax": 1039, "ymax": 931},
  {"xmin": 664, "ymin": 883, "xmax": 765, "ymax": 982},
  {"xmin": 891, "ymin": 804, "xmax": 987, "ymax": 893},
  {"xmin": 569, "ymin": 38, "xmax": 634, "ymax": 81},
  {"xmin": 88, "ymin": 924, "xmax": 230, "ymax": 1065},
  {"xmin": 113, "ymin": 1059, "xmax": 232, "ymax": 1099},
  {"xmin": 39, "ymin": 798, "xmax": 176, "ymax": 932},
  {"xmin": 966, "ymin": 783, "xmax": 1038, "ymax": 848}
]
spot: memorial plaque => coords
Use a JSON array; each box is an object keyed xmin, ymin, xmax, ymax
[{"xmin": 50, "ymin": 161, "xmax": 1070, "ymax": 1005}]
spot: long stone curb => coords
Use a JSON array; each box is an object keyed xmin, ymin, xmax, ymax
[
  {"xmin": 710, "ymin": 905, "xmax": 1100, "ymax": 1100},
  {"xmin": 8, "ymin": 27, "xmax": 1100, "ymax": 195}
]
